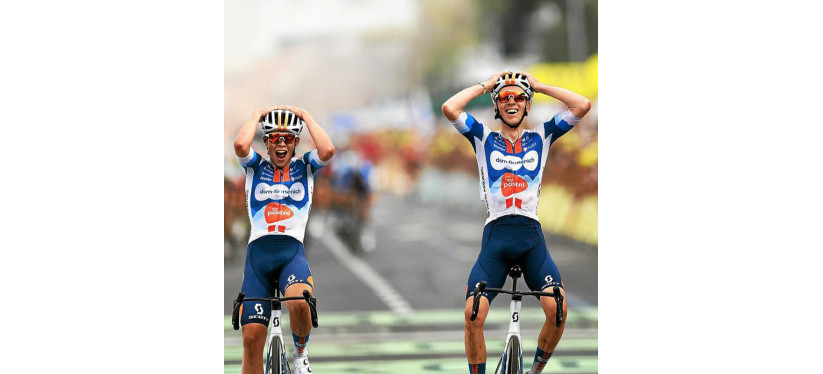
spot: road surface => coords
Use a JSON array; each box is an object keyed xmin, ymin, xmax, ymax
[{"xmin": 224, "ymin": 191, "xmax": 598, "ymax": 373}]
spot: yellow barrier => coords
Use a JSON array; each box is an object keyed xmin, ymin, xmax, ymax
[
  {"xmin": 537, "ymin": 184, "xmax": 598, "ymax": 245},
  {"xmin": 529, "ymin": 54, "xmax": 598, "ymax": 103}
]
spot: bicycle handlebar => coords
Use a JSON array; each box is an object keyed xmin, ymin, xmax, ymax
[
  {"xmin": 469, "ymin": 284, "xmax": 564, "ymax": 327},
  {"xmin": 231, "ymin": 291, "xmax": 319, "ymax": 330}
]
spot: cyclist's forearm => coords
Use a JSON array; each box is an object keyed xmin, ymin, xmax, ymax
[
  {"xmin": 442, "ymin": 85, "xmax": 485, "ymax": 121},
  {"xmin": 533, "ymin": 83, "xmax": 592, "ymax": 118},
  {"xmin": 234, "ymin": 109, "xmax": 268, "ymax": 157},
  {"xmin": 304, "ymin": 115, "xmax": 335, "ymax": 162}
]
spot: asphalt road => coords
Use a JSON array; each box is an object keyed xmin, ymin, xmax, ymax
[{"xmin": 224, "ymin": 191, "xmax": 598, "ymax": 373}]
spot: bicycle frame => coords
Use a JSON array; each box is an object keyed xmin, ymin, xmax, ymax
[
  {"xmin": 500, "ymin": 292, "xmax": 524, "ymax": 374},
  {"xmin": 469, "ymin": 265, "xmax": 563, "ymax": 374},
  {"xmin": 263, "ymin": 291, "xmax": 289, "ymax": 374},
  {"xmin": 231, "ymin": 288, "xmax": 318, "ymax": 374}
]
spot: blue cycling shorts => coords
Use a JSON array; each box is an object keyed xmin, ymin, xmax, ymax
[
  {"xmin": 465, "ymin": 215, "xmax": 563, "ymax": 303},
  {"xmin": 240, "ymin": 235, "xmax": 314, "ymax": 327}
]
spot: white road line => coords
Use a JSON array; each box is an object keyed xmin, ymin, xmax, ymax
[{"xmin": 317, "ymin": 232, "xmax": 414, "ymax": 315}]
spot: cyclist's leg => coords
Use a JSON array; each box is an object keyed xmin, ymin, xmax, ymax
[
  {"xmin": 239, "ymin": 240, "xmax": 275, "ymax": 374},
  {"xmin": 278, "ymin": 242, "xmax": 314, "ymax": 357},
  {"xmin": 522, "ymin": 228, "xmax": 566, "ymax": 374},
  {"xmin": 464, "ymin": 294, "xmax": 490, "ymax": 374},
  {"xmin": 464, "ymin": 223, "xmax": 508, "ymax": 374}
]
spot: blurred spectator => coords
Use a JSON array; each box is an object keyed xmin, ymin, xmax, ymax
[
  {"xmin": 327, "ymin": 148, "xmax": 376, "ymax": 253},
  {"xmin": 224, "ymin": 176, "xmax": 250, "ymax": 263}
]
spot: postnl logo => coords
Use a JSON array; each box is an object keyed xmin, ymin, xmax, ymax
[
  {"xmin": 501, "ymin": 173, "xmax": 527, "ymax": 196},
  {"xmin": 264, "ymin": 203, "xmax": 294, "ymax": 223}
]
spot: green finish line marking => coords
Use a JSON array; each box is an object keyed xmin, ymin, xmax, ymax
[
  {"xmin": 224, "ymin": 338, "xmax": 597, "ymax": 361},
  {"xmin": 223, "ymin": 307, "xmax": 598, "ymax": 330},
  {"xmin": 225, "ymin": 308, "xmax": 597, "ymax": 372},
  {"xmin": 224, "ymin": 356, "xmax": 597, "ymax": 374}
]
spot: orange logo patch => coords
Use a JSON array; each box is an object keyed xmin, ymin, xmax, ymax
[
  {"xmin": 264, "ymin": 203, "xmax": 294, "ymax": 223},
  {"xmin": 501, "ymin": 173, "xmax": 527, "ymax": 196},
  {"xmin": 307, "ymin": 276, "xmax": 314, "ymax": 288}
]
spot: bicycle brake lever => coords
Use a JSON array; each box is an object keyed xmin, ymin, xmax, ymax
[
  {"xmin": 302, "ymin": 290, "xmax": 319, "ymax": 328},
  {"xmin": 553, "ymin": 286, "xmax": 564, "ymax": 327},
  {"xmin": 470, "ymin": 282, "xmax": 486, "ymax": 321},
  {"xmin": 231, "ymin": 291, "xmax": 246, "ymax": 331}
]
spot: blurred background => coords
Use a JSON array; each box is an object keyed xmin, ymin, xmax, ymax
[{"xmin": 224, "ymin": 0, "xmax": 598, "ymax": 372}]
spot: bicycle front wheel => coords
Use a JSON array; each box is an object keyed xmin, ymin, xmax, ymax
[
  {"xmin": 265, "ymin": 338, "xmax": 286, "ymax": 374},
  {"xmin": 503, "ymin": 337, "xmax": 522, "ymax": 374}
]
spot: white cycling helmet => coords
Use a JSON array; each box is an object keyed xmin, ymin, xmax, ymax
[
  {"xmin": 490, "ymin": 72, "xmax": 533, "ymax": 101},
  {"xmin": 260, "ymin": 109, "xmax": 304, "ymax": 136}
]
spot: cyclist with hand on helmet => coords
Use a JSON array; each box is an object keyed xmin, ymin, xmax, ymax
[
  {"xmin": 442, "ymin": 71, "xmax": 591, "ymax": 374},
  {"xmin": 233, "ymin": 105, "xmax": 335, "ymax": 374}
]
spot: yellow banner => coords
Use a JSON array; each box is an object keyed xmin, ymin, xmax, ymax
[{"xmin": 529, "ymin": 54, "xmax": 598, "ymax": 102}]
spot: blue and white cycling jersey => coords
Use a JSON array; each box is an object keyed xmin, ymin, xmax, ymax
[
  {"xmin": 237, "ymin": 148, "xmax": 329, "ymax": 243},
  {"xmin": 451, "ymin": 111, "xmax": 581, "ymax": 225}
]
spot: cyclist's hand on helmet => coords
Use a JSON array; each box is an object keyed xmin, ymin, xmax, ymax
[
  {"xmin": 484, "ymin": 71, "xmax": 511, "ymax": 91},
  {"xmin": 519, "ymin": 71, "xmax": 541, "ymax": 88},
  {"xmin": 252, "ymin": 105, "xmax": 278, "ymax": 121},
  {"xmin": 275, "ymin": 105, "xmax": 311, "ymax": 121}
]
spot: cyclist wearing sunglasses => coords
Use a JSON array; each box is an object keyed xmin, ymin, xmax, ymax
[
  {"xmin": 442, "ymin": 71, "xmax": 591, "ymax": 374},
  {"xmin": 233, "ymin": 105, "xmax": 335, "ymax": 374}
]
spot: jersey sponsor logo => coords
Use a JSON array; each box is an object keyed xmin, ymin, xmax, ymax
[
  {"xmin": 543, "ymin": 274, "xmax": 561, "ymax": 288},
  {"xmin": 265, "ymin": 203, "xmax": 294, "ymax": 223},
  {"xmin": 489, "ymin": 150, "xmax": 539, "ymax": 171},
  {"xmin": 520, "ymin": 133, "xmax": 537, "ymax": 150},
  {"xmin": 255, "ymin": 303, "xmax": 263, "ymax": 315},
  {"xmin": 289, "ymin": 172, "xmax": 303, "ymax": 181},
  {"xmin": 501, "ymin": 173, "xmax": 528, "ymax": 196},
  {"xmin": 254, "ymin": 182, "xmax": 306, "ymax": 202},
  {"xmin": 286, "ymin": 273, "xmax": 305, "ymax": 286}
]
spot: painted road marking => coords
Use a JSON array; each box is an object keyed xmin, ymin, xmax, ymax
[
  {"xmin": 224, "ymin": 307, "xmax": 597, "ymax": 330},
  {"xmin": 317, "ymin": 231, "xmax": 414, "ymax": 314},
  {"xmin": 225, "ymin": 308, "xmax": 598, "ymax": 373},
  {"xmin": 225, "ymin": 338, "xmax": 597, "ymax": 361},
  {"xmin": 224, "ymin": 356, "xmax": 598, "ymax": 374}
]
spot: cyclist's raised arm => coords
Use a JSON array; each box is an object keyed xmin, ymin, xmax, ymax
[
  {"xmin": 522, "ymin": 71, "xmax": 592, "ymax": 119},
  {"xmin": 234, "ymin": 105, "xmax": 277, "ymax": 158},
  {"xmin": 441, "ymin": 71, "xmax": 509, "ymax": 121},
  {"xmin": 279, "ymin": 105, "xmax": 335, "ymax": 163}
]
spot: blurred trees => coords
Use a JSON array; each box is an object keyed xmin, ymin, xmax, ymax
[
  {"xmin": 476, "ymin": 0, "xmax": 597, "ymax": 62},
  {"xmin": 413, "ymin": 0, "xmax": 479, "ymax": 109}
]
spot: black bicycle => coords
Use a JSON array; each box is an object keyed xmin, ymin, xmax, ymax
[
  {"xmin": 231, "ymin": 287, "xmax": 318, "ymax": 374},
  {"xmin": 469, "ymin": 265, "xmax": 564, "ymax": 374}
]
